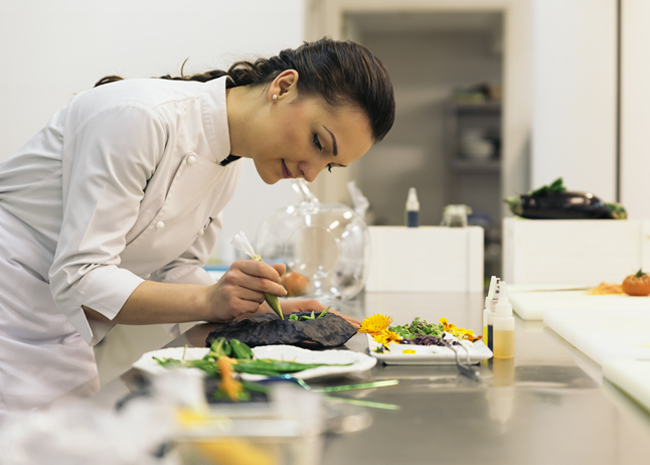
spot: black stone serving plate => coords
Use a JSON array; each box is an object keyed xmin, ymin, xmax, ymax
[{"xmin": 205, "ymin": 312, "xmax": 357, "ymax": 349}]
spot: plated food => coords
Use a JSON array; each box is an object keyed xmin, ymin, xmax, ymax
[
  {"xmin": 133, "ymin": 338, "xmax": 376, "ymax": 402},
  {"xmin": 359, "ymin": 314, "xmax": 492, "ymax": 365},
  {"xmin": 205, "ymin": 311, "xmax": 357, "ymax": 349}
]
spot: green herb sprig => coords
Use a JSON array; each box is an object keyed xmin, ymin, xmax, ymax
[{"xmin": 391, "ymin": 317, "xmax": 444, "ymax": 339}]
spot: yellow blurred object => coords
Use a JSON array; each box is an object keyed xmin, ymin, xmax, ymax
[
  {"xmin": 192, "ymin": 439, "xmax": 278, "ymax": 465},
  {"xmin": 176, "ymin": 408, "xmax": 278, "ymax": 465},
  {"xmin": 587, "ymin": 282, "xmax": 624, "ymax": 295}
]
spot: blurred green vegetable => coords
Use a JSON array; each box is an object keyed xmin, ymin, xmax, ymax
[
  {"xmin": 230, "ymin": 339, "xmax": 254, "ymax": 360},
  {"xmin": 209, "ymin": 337, "xmax": 232, "ymax": 358},
  {"xmin": 153, "ymin": 338, "xmax": 350, "ymax": 378}
]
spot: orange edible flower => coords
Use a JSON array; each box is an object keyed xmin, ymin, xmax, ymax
[
  {"xmin": 440, "ymin": 318, "xmax": 482, "ymax": 342},
  {"xmin": 217, "ymin": 356, "xmax": 243, "ymax": 402}
]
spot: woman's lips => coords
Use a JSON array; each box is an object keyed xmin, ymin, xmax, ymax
[{"xmin": 281, "ymin": 160, "xmax": 294, "ymax": 179}]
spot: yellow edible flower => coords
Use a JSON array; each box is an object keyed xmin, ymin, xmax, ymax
[
  {"xmin": 439, "ymin": 317, "xmax": 482, "ymax": 343},
  {"xmin": 359, "ymin": 314, "xmax": 393, "ymax": 336},
  {"xmin": 372, "ymin": 329, "xmax": 402, "ymax": 346},
  {"xmin": 402, "ymin": 349, "xmax": 417, "ymax": 354}
]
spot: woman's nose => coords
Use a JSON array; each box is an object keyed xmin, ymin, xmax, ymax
[{"xmin": 297, "ymin": 160, "xmax": 326, "ymax": 182}]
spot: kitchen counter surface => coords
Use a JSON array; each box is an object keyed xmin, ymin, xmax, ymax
[{"xmin": 93, "ymin": 291, "xmax": 650, "ymax": 465}]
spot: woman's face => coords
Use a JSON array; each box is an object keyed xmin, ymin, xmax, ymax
[{"xmin": 250, "ymin": 93, "xmax": 374, "ymax": 185}]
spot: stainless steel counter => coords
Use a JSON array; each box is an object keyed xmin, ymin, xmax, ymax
[{"xmin": 93, "ymin": 292, "xmax": 650, "ymax": 465}]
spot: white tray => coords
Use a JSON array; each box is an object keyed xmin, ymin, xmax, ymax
[{"xmin": 366, "ymin": 335, "xmax": 493, "ymax": 365}]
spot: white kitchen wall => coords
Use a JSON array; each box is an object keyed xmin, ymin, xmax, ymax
[
  {"xmin": 531, "ymin": 0, "xmax": 618, "ymax": 201},
  {"xmin": 0, "ymin": 1, "xmax": 304, "ymax": 385},
  {"xmin": 621, "ymin": 0, "xmax": 650, "ymax": 220},
  {"xmin": 0, "ymin": 1, "xmax": 302, "ymax": 256}
]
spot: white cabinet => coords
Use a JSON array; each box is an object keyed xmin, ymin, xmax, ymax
[{"xmin": 503, "ymin": 217, "xmax": 650, "ymax": 286}]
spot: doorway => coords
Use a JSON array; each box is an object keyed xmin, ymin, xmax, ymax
[{"xmin": 345, "ymin": 11, "xmax": 505, "ymax": 280}]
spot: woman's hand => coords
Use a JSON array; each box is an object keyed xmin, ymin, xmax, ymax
[{"xmin": 206, "ymin": 260, "xmax": 287, "ymax": 321}]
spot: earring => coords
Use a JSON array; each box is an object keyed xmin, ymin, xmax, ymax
[{"xmin": 272, "ymin": 94, "xmax": 278, "ymax": 101}]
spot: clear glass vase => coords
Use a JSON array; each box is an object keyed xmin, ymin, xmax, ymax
[{"xmin": 255, "ymin": 180, "xmax": 370, "ymax": 302}]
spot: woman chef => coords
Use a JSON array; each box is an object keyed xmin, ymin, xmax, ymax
[{"xmin": 0, "ymin": 38, "xmax": 395, "ymax": 414}]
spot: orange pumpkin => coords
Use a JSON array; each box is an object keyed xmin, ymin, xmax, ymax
[{"xmin": 622, "ymin": 269, "xmax": 650, "ymax": 296}]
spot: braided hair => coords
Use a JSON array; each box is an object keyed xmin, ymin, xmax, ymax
[{"xmin": 95, "ymin": 38, "xmax": 395, "ymax": 142}]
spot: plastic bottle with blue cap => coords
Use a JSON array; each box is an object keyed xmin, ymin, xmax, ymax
[{"xmin": 405, "ymin": 187, "xmax": 419, "ymax": 228}]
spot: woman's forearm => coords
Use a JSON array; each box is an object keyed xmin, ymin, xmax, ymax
[{"xmin": 83, "ymin": 280, "xmax": 212, "ymax": 325}]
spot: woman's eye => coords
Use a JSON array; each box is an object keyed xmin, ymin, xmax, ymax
[
  {"xmin": 327, "ymin": 164, "xmax": 332, "ymax": 173},
  {"xmin": 313, "ymin": 133, "xmax": 323, "ymax": 151}
]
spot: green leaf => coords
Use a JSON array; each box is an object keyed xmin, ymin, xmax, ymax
[
  {"xmin": 530, "ymin": 177, "xmax": 566, "ymax": 197},
  {"xmin": 210, "ymin": 337, "xmax": 232, "ymax": 358},
  {"xmin": 230, "ymin": 339, "xmax": 254, "ymax": 360}
]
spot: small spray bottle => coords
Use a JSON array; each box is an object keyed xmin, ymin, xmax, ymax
[
  {"xmin": 483, "ymin": 276, "xmax": 497, "ymax": 348},
  {"xmin": 493, "ymin": 281, "xmax": 515, "ymax": 359},
  {"xmin": 406, "ymin": 187, "xmax": 420, "ymax": 228}
]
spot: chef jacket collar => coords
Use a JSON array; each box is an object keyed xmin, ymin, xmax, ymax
[{"xmin": 200, "ymin": 76, "xmax": 232, "ymax": 164}]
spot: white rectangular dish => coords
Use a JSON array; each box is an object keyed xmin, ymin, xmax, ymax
[{"xmin": 366, "ymin": 335, "xmax": 493, "ymax": 365}]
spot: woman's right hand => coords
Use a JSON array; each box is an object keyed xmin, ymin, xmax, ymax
[{"xmin": 206, "ymin": 260, "xmax": 287, "ymax": 322}]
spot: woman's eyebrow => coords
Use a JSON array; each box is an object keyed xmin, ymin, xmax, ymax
[{"xmin": 323, "ymin": 126, "xmax": 338, "ymax": 155}]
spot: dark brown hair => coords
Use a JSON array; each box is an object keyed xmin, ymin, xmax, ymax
[{"xmin": 95, "ymin": 38, "xmax": 395, "ymax": 142}]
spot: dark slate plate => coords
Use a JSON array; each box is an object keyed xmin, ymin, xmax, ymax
[{"xmin": 205, "ymin": 312, "xmax": 357, "ymax": 349}]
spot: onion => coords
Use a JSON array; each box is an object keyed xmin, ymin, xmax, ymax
[{"xmin": 280, "ymin": 272, "xmax": 310, "ymax": 297}]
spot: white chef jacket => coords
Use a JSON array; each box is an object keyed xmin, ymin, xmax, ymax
[{"xmin": 0, "ymin": 76, "xmax": 242, "ymax": 413}]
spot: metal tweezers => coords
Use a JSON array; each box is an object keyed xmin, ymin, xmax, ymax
[{"xmin": 441, "ymin": 339, "xmax": 480, "ymax": 382}]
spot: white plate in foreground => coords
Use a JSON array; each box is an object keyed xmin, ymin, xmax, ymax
[
  {"xmin": 367, "ymin": 335, "xmax": 493, "ymax": 365},
  {"xmin": 133, "ymin": 345, "xmax": 377, "ymax": 381}
]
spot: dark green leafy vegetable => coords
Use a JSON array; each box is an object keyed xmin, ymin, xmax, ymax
[{"xmin": 530, "ymin": 177, "xmax": 567, "ymax": 197}]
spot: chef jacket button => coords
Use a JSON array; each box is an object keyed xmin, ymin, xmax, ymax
[
  {"xmin": 186, "ymin": 155, "xmax": 196, "ymax": 165},
  {"xmin": 198, "ymin": 229, "xmax": 204, "ymax": 236},
  {"xmin": 155, "ymin": 221, "xmax": 165, "ymax": 229}
]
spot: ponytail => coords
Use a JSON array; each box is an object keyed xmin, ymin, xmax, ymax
[{"xmin": 94, "ymin": 38, "xmax": 395, "ymax": 141}]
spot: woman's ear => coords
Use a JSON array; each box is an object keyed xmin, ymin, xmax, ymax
[{"xmin": 268, "ymin": 69, "xmax": 299, "ymax": 102}]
